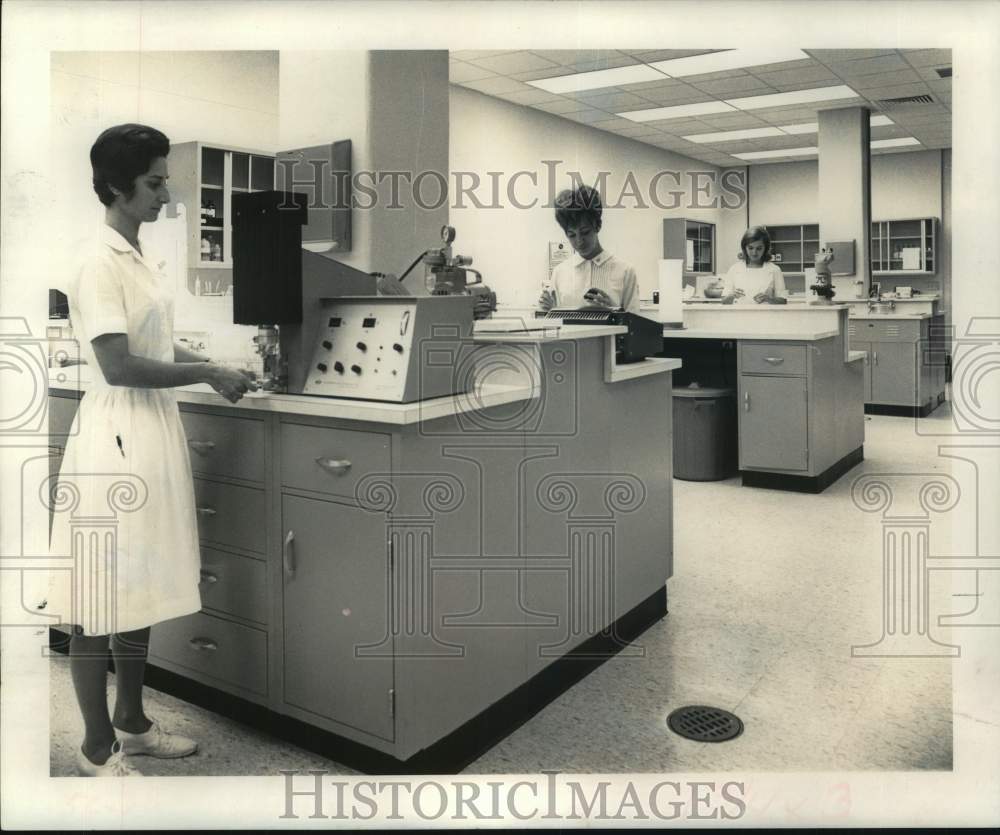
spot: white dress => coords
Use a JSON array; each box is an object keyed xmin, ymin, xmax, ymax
[
  {"xmin": 722, "ymin": 261, "xmax": 787, "ymax": 304},
  {"xmin": 47, "ymin": 225, "xmax": 202, "ymax": 636}
]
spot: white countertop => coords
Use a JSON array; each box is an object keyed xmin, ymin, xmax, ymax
[
  {"xmin": 49, "ymin": 370, "xmax": 539, "ymax": 425},
  {"xmin": 848, "ymin": 312, "xmax": 934, "ymax": 320},
  {"xmin": 473, "ymin": 323, "xmax": 627, "ymax": 342},
  {"xmin": 662, "ymin": 326, "xmax": 840, "ymax": 341}
]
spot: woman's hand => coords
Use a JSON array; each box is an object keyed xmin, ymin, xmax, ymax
[
  {"xmin": 582, "ymin": 287, "xmax": 614, "ymax": 308},
  {"xmin": 537, "ymin": 288, "xmax": 556, "ymax": 312},
  {"xmin": 721, "ymin": 289, "xmax": 743, "ymax": 305},
  {"xmin": 204, "ymin": 363, "xmax": 258, "ymax": 403}
]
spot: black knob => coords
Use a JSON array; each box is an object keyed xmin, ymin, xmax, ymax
[
  {"xmin": 322, "ymin": 340, "xmax": 332, "ymax": 350},
  {"xmin": 393, "ymin": 343, "xmax": 404, "ymax": 353},
  {"xmin": 333, "ymin": 361, "xmax": 344, "ymax": 373},
  {"xmin": 351, "ymin": 364, "xmax": 362, "ymax": 375},
  {"xmin": 356, "ymin": 341, "xmax": 367, "ymax": 351},
  {"xmin": 316, "ymin": 362, "xmax": 328, "ymax": 373}
]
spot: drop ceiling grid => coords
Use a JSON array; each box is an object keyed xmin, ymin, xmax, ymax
[{"xmin": 449, "ymin": 48, "xmax": 951, "ymax": 165}]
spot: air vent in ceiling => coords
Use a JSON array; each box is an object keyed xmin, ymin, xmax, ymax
[
  {"xmin": 935, "ymin": 67, "xmax": 952, "ymax": 78},
  {"xmin": 874, "ymin": 94, "xmax": 936, "ymax": 110}
]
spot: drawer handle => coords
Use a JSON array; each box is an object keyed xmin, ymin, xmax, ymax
[
  {"xmin": 315, "ymin": 457, "xmax": 352, "ymax": 476},
  {"xmin": 873, "ymin": 351, "xmax": 879, "ymax": 366},
  {"xmin": 763, "ymin": 356, "xmax": 784, "ymax": 365},
  {"xmin": 283, "ymin": 529, "xmax": 296, "ymax": 577},
  {"xmin": 199, "ymin": 570, "xmax": 219, "ymax": 585},
  {"xmin": 188, "ymin": 440, "xmax": 216, "ymax": 454},
  {"xmin": 744, "ymin": 392, "xmax": 751, "ymax": 412},
  {"xmin": 188, "ymin": 637, "xmax": 218, "ymax": 652},
  {"xmin": 196, "ymin": 506, "xmax": 217, "ymax": 517}
]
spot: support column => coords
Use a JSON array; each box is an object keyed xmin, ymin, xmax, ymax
[{"xmin": 818, "ymin": 106, "xmax": 872, "ymax": 297}]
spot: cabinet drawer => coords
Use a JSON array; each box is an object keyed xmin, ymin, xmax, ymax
[
  {"xmin": 280, "ymin": 423, "xmax": 390, "ymax": 501},
  {"xmin": 149, "ymin": 610, "xmax": 267, "ymax": 696},
  {"xmin": 741, "ymin": 343, "xmax": 808, "ymax": 376},
  {"xmin": 192, "ymin": 478, "xmax": 266, "ymax": 554},
  {"xmin": 180, "ymin": 409, "xmax": 265, "ymax": 482},
  {"xmin": 199, "ymin": 547, "xmax": 268, "ymax": 624},
  {"xmin": 850, "ymin": 319, "xmax": 921, "ymax": 342}
]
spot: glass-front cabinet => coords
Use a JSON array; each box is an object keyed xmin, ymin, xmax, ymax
[
  {"xmin": 871, "ymin": 218, "xmax": 937, "ymax": 275},
  {"xmin": 664, "ymin": 218, "xmax": 715, "ymax": 275},
  {"xmin": 170, "ymin": 142, "xmax": 275, "ymax": 269},
  {"xmin": 766, "ymin": 224, "xmax": 819, "ymax": 275}
]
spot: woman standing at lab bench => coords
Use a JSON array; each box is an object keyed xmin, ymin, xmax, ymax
[
  {"xmin": 721, "ymin": 226, "xmax": 788, "ymax": 304},
  {"xmin": 50, "ymin": 124, "xmax": 256, "ymax": 776}
]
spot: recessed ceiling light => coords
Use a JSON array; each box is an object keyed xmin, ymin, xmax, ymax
[
  {"xmin": 618, "ymin": 100, "xmax": 736, "ymax": 122},
  {"xmin": 526, "ymin": 64, "xmax": 668, "ymax": 94},
  {"xmin": 732, "ymin": 147, "xmax": 818, "ymax": 160},
  {"xmin": 725, "ymin": 85, "xmax": 860, "ymax": 110},
  {"xmin": 648, "ymin": 49, "xmax": 809, "ymax": 78},
  {"xmin": 684, "ymin": 127, "xmax": 786, "ymax": 143},
  {"xmin": 871, "ymin": 137, "xmax": 921, "ymax": 148},
  {"xmin": 777, "ymin": 114, "xmax": 895, "ymax": 135}
]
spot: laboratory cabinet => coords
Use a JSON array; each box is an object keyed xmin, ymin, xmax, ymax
[
  {"xmin": 663, "ymin": 217, "xmax": 715, "ymax": 275},
  {"xmin": 848, "ymin": 315, "xmax": 947, "ymax": 415},
  {"xmin": 871, "ymin": 218, "xmax": 937, "ymax": 276},
  {"xmin": 168, "ymin": 141, "xmax": 275, "ymax": 270},
  {"xmin": 764, "ymin": 224, "xmax": 820, "ymax": 276}
]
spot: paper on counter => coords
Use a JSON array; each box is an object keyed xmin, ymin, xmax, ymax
[{"xmin": 902, "ymin": 247, "xmax": 921, "ymax": 270}]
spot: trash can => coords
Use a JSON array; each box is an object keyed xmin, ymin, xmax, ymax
[{"xmin": 672, "ymin": 385, "xmax": 738, "ymax": 481}]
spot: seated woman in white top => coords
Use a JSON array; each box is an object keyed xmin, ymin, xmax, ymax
[
  {"xmin": 537, "ymin": 185, "xmax": 639, "ymax": 313},
  {"xmin": 722, "ymin": 226, "xmax": 787, "ymax": 305}
]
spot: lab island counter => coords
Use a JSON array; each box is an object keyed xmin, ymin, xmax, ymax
[
  {"xmin": 660, "ymin": 304, "xmax": 866, "ymax": 492},
  {"xmin": 47, "ymin": 325, "xmax": 681, "ymax": 773}
]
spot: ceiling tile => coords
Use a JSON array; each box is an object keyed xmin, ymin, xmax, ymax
[
  {"xmin": 901, "ymin": 48, "xmax": 953, "ymax": 67},
  {"xmin": 688, "ymin": 75, "xmax": 776, "ymax": 96},
  {"xmin": 695, "ymin": 112, "xmax": 772, "ymax": 130},
  {"xmin": 826, "ymin": 54, "xmax": 910, "ymax": 77},
  {"xmin": 496, "ymin": 88, "xmax": 571, "ymax": 106},
  {"xmin": 752, "ymin": 65, "xmax": 840, "ymax": 86},
  {"xmin": 847, "ymin": 69, "xmax": 923, "ymax": 89},
  {"xmin": 592, "ymin": 121, "xmax": 666, "ymax": 138},
  {"xmin": 450, "ymin": 50, "xmax": 513, "ymax": 61},
  {"xmin": 675, "ymin": 67, "xmax": 753, "ymax": 83},
  {"xmin": 752, "ymin": 106, "xmax": 829, "ymax": 123},
  {"xmin": 633, "ymin": 84, "xmax": 714, "ymax": 105},
  {"xmin": 917, "ymin": 66, "xmax": 954, "ymax": 82},
  {"xmin": 806, "ymin": 49, "xmax": 899, "ymax": 62},
  {"xmin": 642, "ymin": 117, "xmax": 720, "ymax": 134},
  {"xmin": 510, "ymin": 66, "xmax": 580, "ymax": 83},
  {"xmin": 561, "ymin": 108, "xmax": 619, "ymax": 125},
  {"xmin": 742, "ymin": 58, "xmax": 818, "ymax": 74},
  {"xmin": 622, "ymin": 49, "xmax": 719, "ymax": 62},
  {"xmin": 449, "ymin": 60, "xmax": 498, "ymax": 84},
  {"xmin": 925, "ymin": 77, "xmax": 953, "ymax": 93},
  {"xmin": 467, "ymin": 51, "xmax": 562, "ymax": 75},
  {"xmin": 858, "ymin": 82, "xmax": 934, "ymax": 100},
  {"xmin": 574, "ymin": 91, "xmax": 655, "ymax": 111},
  {"xmin": 460, "ymin": 76, "xmax": 535, "ymax": 96},
  {"xmin": 887, "ymin": 108, "xmax": 952, "ymax": 124},
  {"xmin": 531, "ymin": 98, "xmax": 598, "ymax": 115},
  {"xmin": 528, "ymin": 50, "xmax": 633, "ymax": 68}
]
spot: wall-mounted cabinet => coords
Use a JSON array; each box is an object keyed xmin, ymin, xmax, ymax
[
  {"xmin": 664, "ymin": 218, "xmax": 715, "ymax": 275},
  {"xmin": 766, "ymin": 224, "xmax": 820, "ymax": 275},
  {"xmin": 169, "ymin": 142, "xmax": 275, "ymax": 270},
  {"xmin": 871, "ymin": 218, "xmax": 937, "ymax": 275}
]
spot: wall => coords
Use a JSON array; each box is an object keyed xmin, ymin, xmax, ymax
[
  {"xmin": 747, "ymin": 150, "xmax": 950, "ymax": 298},
  {"xmin": 450, "ymin": 85, "xmax": 738, "ymax": 309}
]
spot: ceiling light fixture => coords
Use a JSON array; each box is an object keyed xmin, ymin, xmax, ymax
[
  {"xmin": 618, "ymin": 100, "xmax": 736, "ymax": 122},
  {"xmin": 526, "ymin": 63, "xmax": 668, "ymax": 94},
  {"xmin": 871, "ymin": 137, "xmax": 921, "ymax": 148},
  {"xmin": 777, "ymin": 114, "xmax": 894, "ymax": 135},
  {"xmin": 724, "ymin": 84, "xmax": 860, "ymax": 110},
  {"xmin": 648, "ymin": 48, "xmax": 809, "ymax": 78},
  {"xmin": 683, "ymin": 127, "xmax": 786, "ymax": 143},
  {"xmin": 732, "ymin": 147, "xmax": 818, "ymax": 160}
]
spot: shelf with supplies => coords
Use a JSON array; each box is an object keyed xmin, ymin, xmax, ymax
[
  {"xmin": 663, "ymin": 217, "xmax": 715, "ymax": 275},
  {"xmin": 170, "ymin": 141, "xmax": 275, "ymax": 269},
  {"xmin": 764, "ymin": 224, "xmax": 819, "ymax": 276},
  {"xmin": 871, "ymin": 218, "xmax": 937, "ymax": 275}
]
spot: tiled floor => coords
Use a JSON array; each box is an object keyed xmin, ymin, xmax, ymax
[{"xmin": 51, "ymin": 407, "xmax": 967, "ymax": 776}]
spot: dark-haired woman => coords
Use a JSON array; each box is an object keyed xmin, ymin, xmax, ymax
[
  {"xmin": 721, "ymin": 226, "xmax": 787, "ymax": 305},
  {"xmin": 49, "ymin": 124, "xmax": 256, "ymax": 776}
]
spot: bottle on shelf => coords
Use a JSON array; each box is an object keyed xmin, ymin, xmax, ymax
[
  {"xmin": 200, "ymin": 236, "xmax": 211, "ymax": 260},
  {"xmin": 194, "ymin": 275, "xmax": 202, "ymax": 296},
  {"xmin": 212, "ymin": 242, "xmax": 222, "ymax": 262}
]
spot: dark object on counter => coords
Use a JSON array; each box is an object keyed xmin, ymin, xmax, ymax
[
  {"xmin": 652, "ymin": 291, "xmax": 660, "ymax": 304},
  {"xmin": 49, "ymin": 289, "xmax": 69, "ymax": 319},
  {"xmin": 544, "ymin": 309, "xmax": 663, "ymax": 363},
  {"xmin": 672, "ymin": 385, "xmax": 737, "ymax": 481}
]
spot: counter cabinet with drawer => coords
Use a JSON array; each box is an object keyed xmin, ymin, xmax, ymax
[
  {"xmin": 848, "ymin": 315, "xmax": 947, "ymax": 416},
  {"xmin": 737, "ymin": 335, "xmax": 865, "ymax": 489}
]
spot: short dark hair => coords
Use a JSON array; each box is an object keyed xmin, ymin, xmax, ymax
[
  {"xmin": 554, "ymin": 185, "xmax": 603, "ymax": 233},
  {"xmin": 740, "ymin": 225, "xmax": 773, "ymax": 261},
  {"xmin": 90, "ymin": 124, "xmax": 170, "ymax": 206}
]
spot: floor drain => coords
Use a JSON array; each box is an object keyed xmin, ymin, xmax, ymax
[{"xmin": 667, "ymin": 705, "xmax": 744, "ymax": 742}]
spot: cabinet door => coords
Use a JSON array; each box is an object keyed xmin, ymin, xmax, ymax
[
  {"xmin": 852, "ymin": 340, "xmax": 873, "ymax": 401},
  {"xmin": 871, "ymin": 341, "xmax": 918, "ymax": 406},
  {"xmin": 281, "ymin": 494, "xmax": 394, "ymax": 740},
  {"xmin": 740, "ymin": 375, "xmax": 808, "ymax": 471}
]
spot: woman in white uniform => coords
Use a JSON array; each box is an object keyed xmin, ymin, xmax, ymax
[
  {"xmin": 722, "ymin": 226, "xmax": 788, "ymax": 305},
  {"xmin": 50, "ymin": 124, "xmax": 256, "ymax": 776}
]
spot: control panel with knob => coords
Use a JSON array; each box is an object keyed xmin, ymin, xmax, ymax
[{"xmin": 302, "ymin": 297, "xmax": 474, "ymax": 402}]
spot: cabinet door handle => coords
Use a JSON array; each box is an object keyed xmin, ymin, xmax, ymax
[
  {"xmin": 199, "ymin": 570, "xmax": 219, "ymax": 585},
  {"xmin": 763, "ymin": 356, "xmax": 784, "ymax": 365},
  {"xmin": 283, "ymin": 529, "xmax": 296, "ymax": 577},
  {"xmin": 188, "ymin": 637, "xmax": 218, "ymax": 652},
  {"xmin": 744, "ymin": 392, "xmax": 751, "ymax": 412},
  {"xmin": 315, "ymin": 457, "xmax": 352, "ymax": 476},
  {"xmin": 873, "ymin": 351, "xmax": 879, "ymax": 366},
  {"xmin": 188, "ymin": 440, "xmax": 216, "ymax": 454},
  {"xmin": 196, "ymin": 506, "xmax": 216, "ymax": 517}
]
